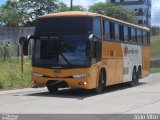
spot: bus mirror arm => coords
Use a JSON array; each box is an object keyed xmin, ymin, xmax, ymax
[
  {"xmin": 27, "ymin": 35, "xmax": 35, "ymax": 43},
  {"xmin": 88, "ymin": 34, "xmax": 98, "ymax": 42},
  {"xmin": 88, "ymin": 34, "xmax": 94, "ymax": 41}
]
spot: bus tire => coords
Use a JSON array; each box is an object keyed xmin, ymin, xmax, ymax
[
  {"xmin": 47, "ymin": 86, "xmax": 58, "ymax": 93},
  {"xmin": 129, "ymin": 69, "xmax": 138, "ymax": 87},
  {"xmin": 137, "ymin": 67, "xmax": 142, "ymax": 79},
  {"xmin": 93, "ymin": 70, "xmax": 105, "ymax": 94},
  {"xmin": 136, "ymin": 69, "xmax": 141, "ymax": 85}
]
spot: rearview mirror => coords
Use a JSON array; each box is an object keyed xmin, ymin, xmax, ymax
[
  {"xmin": 19, "ymin": 36, "xmax": 29, "ymax": 55},
  {"xmin": 19, "ymin": 36, "xmax": 27, "ymax": 46}
]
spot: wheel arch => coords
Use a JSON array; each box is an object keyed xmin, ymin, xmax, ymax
[{"xmin": 99, "ymin": 67, "xmax": 107, "ymax": 86}]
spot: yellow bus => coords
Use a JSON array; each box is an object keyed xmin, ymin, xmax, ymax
[{"xmin": 27, "ymin": 11, "xmax": 150, "ymax": 93}]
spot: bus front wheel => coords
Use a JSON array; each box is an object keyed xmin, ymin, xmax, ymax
[
  {"xmin": 93, "ymin": 71, "xmax": 105, "ymax": 94},
  {"xmin": 47, "ymin": 86, "xmax": 58, "ymax": 93},
  {"xmin": 46, "ymin": 81, "xmax": 59, "ymax": 93}
]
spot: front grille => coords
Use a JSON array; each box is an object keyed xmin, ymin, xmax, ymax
[{"xmin": 46, "ymin": 80, "xmax": 68, "ymax": 88}]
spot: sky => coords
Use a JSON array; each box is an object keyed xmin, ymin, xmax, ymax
[{"xmin": 0, "ymin": 0, "xmax": 160, "ymax": 26}]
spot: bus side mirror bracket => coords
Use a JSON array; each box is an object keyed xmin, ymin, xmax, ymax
[
  {"xmin": 89, "ymin": 34, "xmax": 94, "ymax": 41},
  {"xmin": 27, "ymin": 35, "xmax": 35, "ymax": 42}
]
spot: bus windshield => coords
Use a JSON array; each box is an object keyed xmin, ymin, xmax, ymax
[{"xmin": 33, "ymin": 17, "xmax": 92, "ymax": 68}]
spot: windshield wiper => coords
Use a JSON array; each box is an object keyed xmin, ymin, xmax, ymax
[{"xmin": 60, "ymin": 53, "xmax": 72, "ymax": 65}]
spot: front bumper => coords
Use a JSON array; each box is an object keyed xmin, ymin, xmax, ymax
[{"xmin": 32, "ymin": 76, "xmax": 90, "ymax": 89}]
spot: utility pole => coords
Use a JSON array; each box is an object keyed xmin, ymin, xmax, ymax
[{"xmin": 70, "ymin": 0, "xmax": 73, "ymax": 11}]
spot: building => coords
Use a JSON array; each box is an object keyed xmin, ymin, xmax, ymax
[{"xmin": 106, "ymin": 0, "xmax": 151, "ymax": 27}]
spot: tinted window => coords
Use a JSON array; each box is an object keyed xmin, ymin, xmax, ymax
[
  {"xmin": 137, "ymin": 29, "xmax": 143, "ymax": 44},
  {"xmin": 143, "ymin": 31, "xmax": 147, "ymax": 44},
  {"xmin": 124, "ymin": 26, "xmax": 129, "ymax": 42},
  {"xmin": 115, "ymin": 23, "xmax": 119, "ymax": 41},
  {"xmin": 110, "ymin": 22, "xmax": 115, "ymax": 40},
  {"xmin": 119, "ymin": 25, "xmax": 124, "ymax": 41},
  {"xmin": 93, "ymin": 17, "xmax": 101, "ymax": 37},
  {"xmin": 131, "ymin": 27, "xmax": 137, "ymax": 43},
  {"xmin": 103, "ymin": 20, "xmax": 110, "ymax": 40},
  {"xmin": 36, "ymin": 17, "xmax": 92, "ymax": 35}
]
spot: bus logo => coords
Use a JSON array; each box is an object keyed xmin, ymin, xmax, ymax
[{"xmin": 54, "ymin": 70, "xmax": 61, "ymax": 78}]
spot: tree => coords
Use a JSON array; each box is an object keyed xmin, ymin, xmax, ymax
[
  {"xmin": 18, "ymin": 0, "xmax": 59, "ymax": 19},
  {"xmin": 57, "ymin": 2, "xmax": 69, "ymax": 12},
  {"xmin": 151, "ymin": 26, "xmax": 160, "ymax": 36},
  {"xmin": 0, "ymin": 9, "xmax": 21, "ymax": 26},
  {"xmin": 0, "ymin": 0, "xmax": 28, "ymax": 26},
  {"xmin": 58, "ymin": 3, "xmax": 86, "ymax": 12},
  {"xmin": 72, "ymin": 5, "xmax": 86, "ymax": 11},
  {"xmin": 89, "ymin": 2, "xmax": 137, "ymax": 24},
  {"xmin": 0, "ymin": 0, "xmax": 86, "ymax": 27},
  {"xmin": 0, "ymin": 6, "xmax": 27, "ymax": 27},
  {"xmin": 0, "ymin": 0, "xmax": 60, "ymax": 26}
]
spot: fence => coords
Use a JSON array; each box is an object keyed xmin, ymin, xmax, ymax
[{"xmin": 151, "ymin": 60, "xmax": 160, "ymax": 68}]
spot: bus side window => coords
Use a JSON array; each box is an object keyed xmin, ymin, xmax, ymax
[
  {"xmin": 93, "ymin": 17, "xmax": 101, "ymax": 38},
  {"xmin": 115, "ymin": 23, "xmax": 119, "ymax": 41},
  {"xmin": 124, "ymin": 26, "xmax": 129, "ymax": 42},
  {"xmin": 128, "ymin": 27, "xmax": 131, "ymax": 43},
  {"xmin": 131, "ymin": 27, "xmax": 137, "ymax": 43},
  {"xmin": 92, "ymin": 17, "xmax": 102, "ymax": 63},
  {"xmin": 137, "ymin": 29, "xmax": 143, "ymax": 44},
  {"xmin": 103, "ymin": 20, "xmax": 110, "ymax": 40},
  {"xmin": 143, "ymin": 31, "xmax": 148, "ymax": 45},
  {"xmin": 119, "ymin": 25, "xmax": 124, "ymax": 41},
  {"xmin": 110, "ymin": 22, "xmax": 115, "ymax": 40}
]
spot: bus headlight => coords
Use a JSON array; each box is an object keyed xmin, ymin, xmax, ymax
[
  {"xmin": 32, "ymin": 72, "xmax": 44, "ymax": 77},
  {"xmin": 72, "ymin": 74, "xmax": 89, "ymax": 78}
]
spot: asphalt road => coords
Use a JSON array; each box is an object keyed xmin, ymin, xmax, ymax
[{"xmin": 0, "ymin": 73, "xmax": 160, "ymax": 114}]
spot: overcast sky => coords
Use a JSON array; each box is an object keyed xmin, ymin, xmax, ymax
[{"xmin": 0, "ymin": 0, "xmax": 160, "ymax": 26}]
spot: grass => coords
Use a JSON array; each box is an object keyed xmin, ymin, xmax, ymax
[
  {"xmin": 151, "ymin": 35, "xmax": 160, "ymax": 73},
  {"xmin": 0, "ymin": 57, "xmax": 32, "ymax": 90},
  {"xmin": 151, "ymin": 68, "xmax": 160, "ymax": 73},
  {"xmin": 151, "ymin": 35, "xmax": 160, "ymax": 61}
]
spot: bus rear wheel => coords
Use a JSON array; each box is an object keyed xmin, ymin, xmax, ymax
[
  {"xmin": 93, "ymin": 71, "xmax": 105, "ymax": 94},
  {"xmin": 129, "ymin": 69, "xmax": 139, "ymax": 87}
]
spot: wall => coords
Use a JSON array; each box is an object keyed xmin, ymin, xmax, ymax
[
  {"xmin": 0, "ymin": 27, "xmax": 35, "ymax": 44},
  {"xmin": 0, "ymin": 27, "xmax": 35, "ymax": 56}
]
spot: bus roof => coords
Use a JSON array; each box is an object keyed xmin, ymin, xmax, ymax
[{"xmin": 38, "ymin": 11, "xmax": 150, "ymax": 31}]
